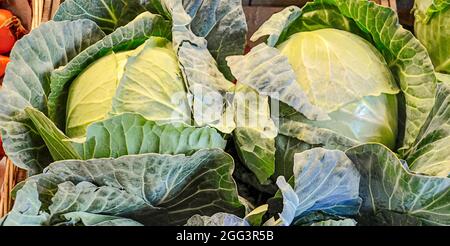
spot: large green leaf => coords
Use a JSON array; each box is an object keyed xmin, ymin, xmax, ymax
[
  {"xmin": 53, "ymin": 0, "xmax": 149, "ymax": 33},
  {"xmin": 274, "ymin": 134, "xmax": 314, "ymax": 180},
  {"xmin": 44, "ymin": 149, "xmax": 244, "ymax": 225},
  {"xmin": 73, "ymin": 113, "xmax": 226, "ymax": 159},
  {"xmin": 406, "ymin": 82, "xmax": 450, "ymax": 177},
  {"xmin": 234, "ymin": 128, "xmax": 275, "ymax": 184},
  {"xmin": 346, "ymin": 144, "xmax": 450, "ymax": 226},
  {"xmin": 415, "ymin": 0, "xmax": 450, "ymax": 21},
  {"xmin": 0, "ymin": 180, "xmax": 51, "ymax": 226},
  {"xmin": 0, "ymin": 20, "xmax": 105, "ymax": 174},
  {"xmin": 2, "ymin": 149, "xmax": 244, "ymax": 226},
  {"xmin": 25, "ymin": 107, "xmax": 81, "ymax": 161},
  {"xmin": 49, "ymin": 12, "xmax": 172, "ymax": 130},
  {"xmin": 183, "ymin": 0, "xmax": 247, "ymax": 80},
  {"xmin": 309, "ymin": 219, "xmax": 356, "ymax": 226},
  {"xmin": 276, "ymin": 148, "xmax": 361, "ymax": 226},
  {"xmin": 278, "ymin": 118, "xmax": 359, "ymax": 150},
  {"xmin": 1, "ymin": 173, "xmax": 147, "ymax": 226},
  {"xmin": 251, "ymin": 6, "xmax": 302, "ymax": 47},
  {"xmin": 0, "ymin": 173, "xmax": 65, "ymax": 226},
  {"xmin": 24, "ymin": 108, "xmax": 226, "ymax": 161},
  {"xmin": 233, "ymin": 84, "xmax": 277, "ymax": 183},
  {"xmin": 186, "ymin": 213, "xmax": 249, "ymax": 226},
  {"xmin": 61, "ymin": 212, "xmax": 143, "ymax": 226},
  {"xmin": 414, "ymin": 0, "xmax": 450, "ymax": 73},
  {"xmin": 49, "ymin": 182, "xmax": 148, "ymax": 223},
  {"xmin": 169, "ymin": 0, "xmax": 236, "ymax": 133}
]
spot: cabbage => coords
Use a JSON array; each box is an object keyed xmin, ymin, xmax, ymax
[
  {"xmin": 277, "ymin": 29, "xmax": 399, "ymax": 149},
  {"xmin": 227, "ymin": 0, "xmax": 448, "ymax": 226},
  {"xmin": 65, "ymin": 37, "xmax": 187, "ymax": 138},
  {"xmin": 414, "ymin": 0, "xmax": 450, "ymax": 74}
]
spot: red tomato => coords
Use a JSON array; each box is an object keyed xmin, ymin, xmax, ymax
[
  {"xmin": 0, "ymin": 9, "xmax": 14, "ymax": 24},
  {"xmin": 0, "ymin": 9, "xmax": 16, "ymax": 54},
  {"xmin": 0, "ymin": 9, "xmax": 13, "ymax": 24},
  {"xmin": 0, "ymin": 28, "xmax": 15, "ymax": 54},
  {"xmin": 0, "ymin": 55, "xmax": 10, "ymax": 77}
]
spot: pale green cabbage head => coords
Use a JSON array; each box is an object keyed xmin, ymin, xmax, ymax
[
  {"xmin": 277, "ymin": 28, "xmax": 399, "ymax": 149},
  {"xmin": 66, "ymin": 37, "xmax": 184, "ymax": 138}
]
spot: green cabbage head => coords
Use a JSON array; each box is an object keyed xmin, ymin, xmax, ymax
[
  {"xmin": 66, "ymin": 37, "xmax": 187, "ymax": 139},
  {"xmin": 277, "ymin": 29, "xmax": 399, "ymax": 149}
]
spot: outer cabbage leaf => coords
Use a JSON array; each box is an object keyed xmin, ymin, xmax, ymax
[
  {"xmin": 0, "ymin": 20, "xmax": 105, "ymax": 174},
  {"xmin": 309, "ymin": 219, "xmax": 356, "ymax": 226},
  {"xmin": 278, "ymin": 119, "xmax": 359, "ymax": 150},
  {"xmin": 1, "ymin": 173, "xmax": 147, "ymax": 226},
  {"xmin": 276, "ymin": 148, "xmax": 361, "ymax": 226},
  {"xmin": 414, "ymin": 0, "xmax": 450, "ymax": 21},
  {"xmin": 61, "ymin": 212, "xmax": 143, "ymax": 226},
  {"xmin": 25, "ymin": 108, "xmax": 226, "ymax": 161},
  {"xmin": 274, "ymin": 135, "xmax": 313, "ymax": 180},
  {"xmin": 73, "ymin": 113, "xmax": 226, "ymax": 159},
  {"xmin": 25, "ymin": 107, "xmax": 81, "ymax": 161},
  {"xmin": 48, "ymin": 182, "xmax": 149, "ymax": 222},
  {"xmin": 346, "ymin": 144, "xmax": 450, "ymax": 226},
  {"xmin": 0, "ymin": 180, "xmax": 51, "ymax": 226},
  {"xmin": 183, "ymin": 0, "xmax": 247, "ymax": 80},
  {"xmin": 251, "ymin": 6, "xmax": 302, "ymax": 47},
  {"xmin": 233, "ymin": 84, "xmax": 277, "ymax": 183},
  {"xmin": 168, "ymin": 0, "xmax": 236, "ymax": 133},
  {"xmin": 44, "ymin": 149, "xmax": 244, "ymax": 225},
  {"xmin": 406, "ymin": 81, "xmax": 450, "ymax": 177},
  {"xmin": 414, "ymin": 0, "xmax": 450, "ymax": 73},
  {"xmin": 53, "ymin": 0, "xmax": 149, "ymax": 33},
  {"xmin": 250, "ymin": 3, "xmax": 368, "ymax": 45},
  {"xmin": 186, "ymin": 213, "xmax": 249, "ymax": 226},
  {"xmin": 2, "ymin": 149, "xmax": 243, "ymax": 226}
]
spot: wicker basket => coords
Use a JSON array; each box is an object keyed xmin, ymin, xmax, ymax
[{"xmin": 0, "ymin": 0, "xmax": 402, "ymax": 218}]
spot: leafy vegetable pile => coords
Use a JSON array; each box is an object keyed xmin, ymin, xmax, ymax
[{"xmin": 0, "ymin": 0, "xmax": 449, "ymax": 226}]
